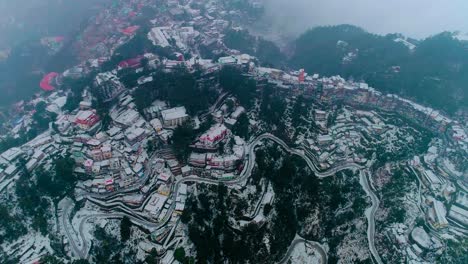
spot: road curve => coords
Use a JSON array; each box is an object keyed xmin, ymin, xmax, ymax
[
  {"xmin": 76, "ymin": 133, "xmax": 365, "ymax": 259},
  {"xmin": 61, "ymin": 200, "xmax": 85, "ymax": 259},
  {"xmin": 278, "ymin": 236, "xmax": 327, "ymax": 264},
  {"xmin": 360, "ymin": 170, "xmax": 383, "ymax": 264},
  {"xmin": 77, "ymin": 212, "xmax": 161, "ymax": 259}
]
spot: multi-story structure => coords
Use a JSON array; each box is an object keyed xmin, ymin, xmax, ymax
[
  {"xmin": 74, "ymin": 110, "xmax": 100, "ymax": 130},
  {"xmin": 161, "ymin": 107, "xmax": 189, "ymax": 127},
  {"xmin": 199, "ymin": 124, "xmax": 228, "ymax": 147},
  {"xmin": 125, "ymin": 127, "xmax": 146, "ymax": 147}
]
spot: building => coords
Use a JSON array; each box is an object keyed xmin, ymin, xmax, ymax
[
  {"xmin": 83, "ymin": 158, "xmax": 93, "ymax": 169},
  {"xmin": 315, "ymin": 110, "xmax": 327, "ymax": 121},
  {"xmin": 125, "ymin": 127, "xmax": 146, "ymax": 147},
  {"xmin": 157, "ymin": 184, "xmax": 171, "ymax": 196},
  {"xmin": 54, "ymin": 115, "xmax": 72, "ymax": 133},
  {"xmin": 431, "ymin": 200, "xmax": 448, "ymax": 228},
  {"xmin": 90, "ymin": 146, "xmax": 112, "ymax": 161},
  {"xmin": 317, "ymin": 134, "xmax": 333, "ymax": 145},
  {"xmin": 148, "ymin": 27, "xmax": 171, "ymax": 47},
  {"xmin": 231, "ymin": 106, "xmax": 245, "ymax": 119},
  {"xmin": 423, "ymin": 169, "xmax": 442, "ymax": 189},
  {"xmin": 448, "ymin": 205, "xmax": 468, "ymax": 227},
  {"xmin": 4, "ymin": 164, "xmax": 18, "ymax": 177},
  {"xmin": 161, "ymin": 107, "xmax": 189, "ymax": 127},
  {"xmin": 75, "ymin": 110, "xmax": 100, "ymax": 130},
  {"xmin": 175, "ymin": 183, "xmax": 188, "ymax": 213},
  {"xmin": 199, "ymin": 124, "xmax": 228, "ymax": 147},
  {"xmin": 144, "ymin": 193, "xmax": 168, "ymax": 218},
  {"xmin": 118, "ymin": 56, "xmax": 143, "ymax": 69},
  {"xmin": 218, "ymin": 56, "xmax": 237, "ymax": 64},
  {"xmin": 91, "ymin": 149, "xmax": 103, "ymax": 161},
  {"xmin": 113, "ymin": 108, "xmax": 140, "ymax": 127},
  {"xmin": 150, "ymin": 118, "xmax": 163, "ymax": 133},
  {"xmin": 298, "ymin": 69, "xmax": 305, "ymax": 83},
  {"xmin": 26, "ymin": 159, "xmax": 39, "ymax": 172},
  {"xmin": 454, "ymin": 191, "xmax": 468, "ymax": 208},
  {"xmin": 123, "ymin": 194, "xmax": 144, "ymax": 205},
  {"xmin": 189, "ymin": 153, "xmax": 207, "ymax": 167},
  {"xmin": 79, "ymin": 101, "xmax": 92, "ymax": 110},
  {"xmin": 1, "ymin": 147, "xmax": 23, "ymax": 162}
]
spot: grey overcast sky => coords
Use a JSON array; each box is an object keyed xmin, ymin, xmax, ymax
[{"xmin": 261, "ymin": 0, "xmax": 468, "ymax": 39}]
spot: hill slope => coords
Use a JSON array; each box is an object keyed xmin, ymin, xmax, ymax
[{"xmin": 290, "ymin": 25, "xmax": 468, "ymax": 114}]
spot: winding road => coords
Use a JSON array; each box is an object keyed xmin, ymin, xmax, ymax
[
  {"xmin": 278, "ymin": 235, "xmax": 327, "ymax": 264},
  {"xmin": 60, "ymin": 199, "xmax": 84, "ymax": 259},
  {"xmin": 359, "ymin": 170, "xmax": 383, "ymax": 264},
  {"xmin": 67, "ymin": 133, "xmax": 374, "ymax": 261}
]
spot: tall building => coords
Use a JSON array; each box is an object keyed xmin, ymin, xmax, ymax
[
  {"xmin": 298, "ymin": 69, "xmax": 305, "ymax": 83},
  {"xmin": 161, "ymin": 107, "xmax": 189, "ymax": 127}
]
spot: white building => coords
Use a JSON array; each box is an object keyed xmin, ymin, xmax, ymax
[
  {"xmin": 455, "ymin": 191, "xmax": 468, "ymax": 208},
  {"xmin": 4, "ymin": 164, "xmax": 18, "ymax": 177},
  {"xmin": 26, "ymin": 159, "xmax": 39, "ymax": 172},
  {"xmin": 161, "ymin": 107, "xmax": 189, "ymax": 127},
  {"xmin": 199, "ymin": 124, "xmax": 228, "ymax": 147},
  {"xmin": 144, "ymin": 193, "xmax": 168, "ymax": 218},
  {"xmin": 317, "ymin": 135, "xmax": 333, "ymax": 145},
  {"xmin": 218, "ymin": 56, "xmax": 237, "ymax": 64},
  {"xmin": 448, "ymin": 205, "xmax": 468, "ymax": 227},
  {"xmin": 432, "ymin": 200, "xmax": 448, "ymax": 228},
  {"xmin": 423, "ymin": 169, "xmax": 442, "ymax": 189},
  {"xmin": 315, "ymin": 110, "xmax": 327, "ymax": 121},
  {"xmin": 113, "ymin": 108, "xmax": 140, "ymax": 127},
  {"xmin": 148, "ymin": 27, "xmax": 171, "ymax": 47},
  {"xmin": 150, "ymin": 118, "xmax": 163, "ymax": 133},
  {"xmin": 231, "ymin": 106, "xmax": 245, "ymax": 119},
  {"xmin": 1, "ymin": 147, "xmax": 23, "ymax": 162}
]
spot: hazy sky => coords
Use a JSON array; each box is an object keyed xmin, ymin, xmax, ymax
[{"xmin": 262, "ymin": 0, "xmax": 468, "ymax": 39}]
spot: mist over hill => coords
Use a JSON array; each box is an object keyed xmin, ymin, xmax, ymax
[
  {"xmin": 0, "ymin": 0, "xmax": 108, "ymax": 108},
  {"xmin": 260, "ymin": 0, "xmax": 468, "ymax": 39},
  {"xmin": 226, "ymin": 22, "xmax": 468, "ymax": 114},
  {"xmin": 0, "ymin": 0, "xmax": 104, "ymax": 49},
  {"xmin": 290, "ymin": 25, "xmax": 468, "ymax": 114}
]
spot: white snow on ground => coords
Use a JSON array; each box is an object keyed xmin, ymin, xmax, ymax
[
  {"xmin": 394, "ymin": 38, "xmax": 416, "ymax": 50},
  {"xmin": 454, "ymin": 32, "xmax": 468, "ymax": 42},
  {"xmin": 410, "ymin": 227, "xmax": 443, "ymax": 250},
  {"xmin": 161, "ymin": 249, "xmax": 175, "ymax": 263},
  {"xmin": 0, "ymin": 177, "xmax": 15, "ymax": 192},
  {"xmin": 70, "ymin": 202, "xmax": 113, "ymax": 257},
  {"xmin": 443, "ymin": 158, "xmax": 462, "ymax": 176},
  {"xmin": 2, "ymin": 232, "xmax": 53, "ymax": 264},
  {"xmin": 289, "ymin": 242, "xmax": 322, "ymax": 264}
]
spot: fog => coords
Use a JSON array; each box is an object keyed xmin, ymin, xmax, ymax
[
  {"xmin": 0, "ymin": 0, "xmax": 104, "ymax": 48},
  {"xmin": 261, "ymin": 0, "xmax": 468, "ymax": 39}
]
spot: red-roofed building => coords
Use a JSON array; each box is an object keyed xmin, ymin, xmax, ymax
[
  {"xmin": 121, "ymin": 25, "xmax": 140, "ymax": 35},
  {"xmin": 75, "ymin": 110, "xmax": 100, "ymax": 130},
  {"xmin": 40, "ymin": 72, "xmax": 59, "ymax": 91},
  {"xmin": 199, "ymin": 124, "xmax": 228, "ymax": 146},
  {"xmin": 118, "ymin": 55, "xmax": 143, "ymax": 69}
]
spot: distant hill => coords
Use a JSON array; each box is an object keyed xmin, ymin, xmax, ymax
[
  {"xmin": 290, "ymin": 25, "xmax": 468, "ymax": 114},
  {"xmin": 223, "ymin": 29, "xmax": 286, "ymax": 68}
]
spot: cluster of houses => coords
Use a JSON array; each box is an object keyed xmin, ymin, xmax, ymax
[
  {"xmin": 189, "ymin": 123, "xmax": 246, "ymax": 176},
  {"xmin": 76, "ymin": 90, "xmax": 196, "ymax": 194},
  {"xmin": 304, "ymin": 108, "xmax": 388, "ymax": 169}
]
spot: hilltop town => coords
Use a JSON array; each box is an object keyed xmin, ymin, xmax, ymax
[{"xmin": 0, "ymin": 1, "xmax": 467, "ymax": 263}]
